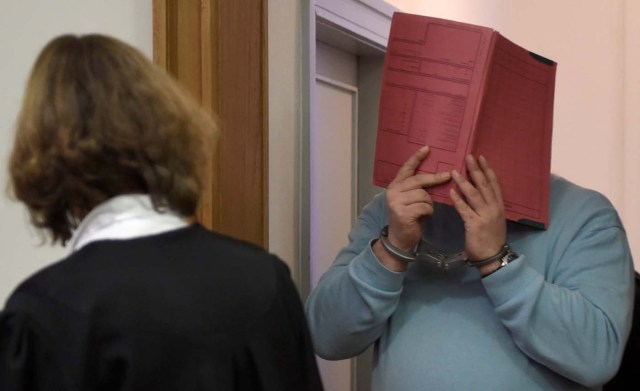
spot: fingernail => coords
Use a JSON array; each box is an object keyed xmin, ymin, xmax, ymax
[
  {"xmin": 452, "ymin": 170, "xmax": 460, "ymax": 178},
  {"xmin": 440, "ymin": 171, "xmax": 451, "ymax": 179}
]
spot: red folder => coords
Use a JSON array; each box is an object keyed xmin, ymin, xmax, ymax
[{"xmin": 373, "ymin": 12, "xmax": 556, "ymax": 229}]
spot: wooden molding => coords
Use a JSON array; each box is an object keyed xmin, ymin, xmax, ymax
[{"xmin": 153, "ymin": 0, "xmax": 267, "ymax": 248}]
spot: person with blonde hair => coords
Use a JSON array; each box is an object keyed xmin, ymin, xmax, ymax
[{"xmin": 0, "ymin": 34, "xmax": 322, "ymax": 390}]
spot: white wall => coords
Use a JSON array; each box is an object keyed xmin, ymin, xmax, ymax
[
  {"xmin": 623, "ymin": 0, "xmax": 640, "ymax": 272},
  {"xmin": 267, "ymin": 0, "xmax": 303, "ymax": 278},
  {"xmin": 386, "ymin": 0, "xmax": 639, "ymax": 268},
  {"xmin": 0, "ymin": 0, "xmax": 152, "ymax": 304}
]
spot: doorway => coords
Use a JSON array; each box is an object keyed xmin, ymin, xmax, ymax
[{"xmin": 304, "ymin": 2, "xmax": 395, "ymax": 389}]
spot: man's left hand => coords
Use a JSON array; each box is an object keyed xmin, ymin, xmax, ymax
[{"xmin": 449, "ymin": 155, "xmax": 507, "ymax": 262}]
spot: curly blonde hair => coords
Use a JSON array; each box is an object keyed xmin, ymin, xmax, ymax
[{"xmin": 8, "ymin": 34, "xmax": 217, "ymax": 245}]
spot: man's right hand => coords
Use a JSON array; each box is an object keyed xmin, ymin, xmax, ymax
[{"xmin": 374, "ymin": 146, "xmax": 451, "ymax": 271}]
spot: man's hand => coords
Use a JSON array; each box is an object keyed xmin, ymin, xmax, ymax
[
  {"xmin": 375, "ymin": 146, "xmax": 451, "ymax": 271},
  {"xmin": 450, "ymin": 155, "xmax": 506, "ymax": 270}
]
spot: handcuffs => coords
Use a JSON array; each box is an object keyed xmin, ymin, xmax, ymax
[{"xmin": 378, "ymin": 225, "xmax": 517, "ymax": 271}]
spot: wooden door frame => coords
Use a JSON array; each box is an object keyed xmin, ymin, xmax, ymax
[{"xmin": 153, "ymin": 0, "xmax": 268, "ymax": 248}]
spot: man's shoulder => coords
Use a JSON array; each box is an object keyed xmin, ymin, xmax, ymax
[
  {"xmin": 551, "ymin": 175, "xmax": 613, "ymax": 207},
  {"xmin": 549, "ymin": 175, "xmax": 622, "ymax": 228}
]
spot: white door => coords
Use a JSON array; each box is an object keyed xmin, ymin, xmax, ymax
[
  {"xmin": 311, "ymin": 41, "xmax": 358, "ymax": 391},
  {"xmin": 308, "ymin": 3, "xmax": 393, "ymax": 388}
]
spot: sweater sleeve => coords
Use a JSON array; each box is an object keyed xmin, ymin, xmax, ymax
[
  {"xmin": 482, "ymin": 194, "xmax": 635, "ymax": 387},
  {"xmin": 305, "ymin": 192, "xmax": 407, "ymax": 360}
]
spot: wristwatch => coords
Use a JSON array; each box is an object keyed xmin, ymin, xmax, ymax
[
  {"xmin": 466, "ymin": 243, "xmax": 516, "ymax": 267},
  {"xmin": 498, "ymin": 247, "xmax": 519, "ymax": 267},
  {"xmin": 466, "ymin": 243, "xmax": 518, "ymax": 278}
]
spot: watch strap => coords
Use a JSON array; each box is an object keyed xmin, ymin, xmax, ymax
[{"xmin": 467, "ymin": 243, "xmax": 518, "ymax": 268}]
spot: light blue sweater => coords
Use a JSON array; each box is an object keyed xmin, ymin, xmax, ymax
[{"xmin": 305, "ymin": 175, "xmax": 634, "ymax": 390}]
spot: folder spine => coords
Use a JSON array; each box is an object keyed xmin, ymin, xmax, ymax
[{"xmin": 466, "ymin": 30, "xmax": 499, "ymax": 180}]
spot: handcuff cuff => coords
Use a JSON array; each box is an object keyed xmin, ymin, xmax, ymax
[{"xmin": 378, "ymin": 225, "xmax": 517, "ymax": 271}]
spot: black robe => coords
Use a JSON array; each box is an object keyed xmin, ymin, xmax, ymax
[{"xmin": 0, "ymin": 224, "xmax": 323, "ymax": 390}]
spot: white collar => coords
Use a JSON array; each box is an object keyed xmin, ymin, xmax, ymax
[{"xmin": 66, "ymin": 194, "xmax": 189, "ymax": 254}]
